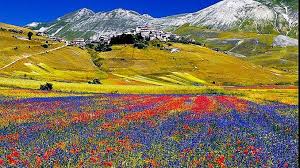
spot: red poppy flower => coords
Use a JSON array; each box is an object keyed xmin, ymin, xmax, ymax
[
  {"xmin": 103, "ymin": 161, "xmax": 113, "ymax": 167},
  {"xmin": 208, "ymin": 163, "xmax": 214, "ymax": 168},
  {"xmin": 255, "ymin": 157, "xmax": 261, "ymax": 164},
  {"xmin": 90, "ymin": 157, "xmax": 98, "ymax": 163},
  {"xmin": 11, "ymin": 150, "xmax": 20, "ymax": 158},
  {"xmin": 43, "ymin": 149, "xmax": 55, "ymax": 160},
  {"xmin": 106, "ymin": 147, "xmax": 114, "ymax": 153},
  {"xmin": 7, "ymin": 155, "xmax": 17, "ymax": 165},
  {"xmin": 35, "ymin": 156, "xmax": 42, "ymax": 167},
  {"xmin": 243, "ymin": 149, "xmax": 249, "ymax": 155},
  {"xmin": 216, "ymin": 155, "xmax": 226, "ymax": 167},
  {"xmin": 183, "ymin": 124, "xmax": 191, "ymax": 131},
  {"xmin": 207, "ymin": 127, "xmax": 213, "ymax": 135}
]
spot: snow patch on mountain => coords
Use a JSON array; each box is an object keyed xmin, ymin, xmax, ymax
[
  {"xmin": 58, "ymin": 8, "xmax": 95, "ymax": 22},
  {"xmin": 26, "ymin": 0, "xmax": 298, "ymax": 40},
  {"xmin": 38, "ymin": 27, "xmax": 48, "ymax": 32},
  {"xmin": 51, "ymin": 26, "xmax": 64, "ymax": 36},
  {"xmin": 154, "ymin": 0, "xmax": 275, "ymax": 29},
  {"xmin": 272, "ymin": 35, "xmax": 298, "ymax": 47},
  {"xmin": 26, "ymin": 22, "xmax": 41, "ymax": 27}
]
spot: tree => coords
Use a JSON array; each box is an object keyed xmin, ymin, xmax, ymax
[
  {"xmin": 95, "ymin": 44, "xmax": 112, "ymax": 52},
  {"xmin": 88, "ymin": 79, "xmax": 102, "ymax": 84},
  {"xmin": 27, "ymin": 32, "xmax": 33, "ymax": 40},
  {"xmin": 40, "ymin": 83, "xmax": 53, "ymax": 91},
  {"xmin": 41, "ymin": 44, "xmax": 49, "ymax": 48},
  {"xmin": 110, "ymin": 34, "xmax": 135, "ymax": 45},
  {"xmin": 134, "ymin": 42, "xmax": 148, "ymax": 49}
]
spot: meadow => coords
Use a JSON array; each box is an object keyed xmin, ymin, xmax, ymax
[
  {"xmin": 94, "ymin": 44, "xmax": 296, "ymax": 86},
  {"xmin": 174, "ymin": 24, "xmax": 299, "ymax": 78},
  {"xmin": 0, "ymin": 93, "xmax": 298, "ymax": 167},
  {"xmin": 1, "ymin": 22, "xmax": 296, "ymax": 86},
  {"xmin": 0, "ymin": 22, "xmax": 298, "ymax": 167}
]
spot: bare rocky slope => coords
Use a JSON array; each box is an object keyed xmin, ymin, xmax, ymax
[{"xmin": 26, "ymin": 0, "xmax": 298, "ymax": 40}]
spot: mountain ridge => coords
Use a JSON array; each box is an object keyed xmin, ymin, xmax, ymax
[{"xmin": 26, "ymin": 0, "xmax": 298, "ymax": 40}]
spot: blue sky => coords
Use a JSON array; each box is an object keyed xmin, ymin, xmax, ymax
[{"xmin": 0, "ymin": 0, "xmax": 220, "ymax": 26}]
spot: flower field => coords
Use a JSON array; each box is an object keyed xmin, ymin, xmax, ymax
[{"xmin": 0, "ymin": 94, "xmax": 298, "ymax": 167}]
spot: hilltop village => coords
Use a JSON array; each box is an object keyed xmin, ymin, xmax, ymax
[{"xmin": 35, "ymin": 26, "xmax": 195, "ymax": 48}]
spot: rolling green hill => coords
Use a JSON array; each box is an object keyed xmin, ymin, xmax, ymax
[
  {"xmin": 0, "ymin": 23, "xmax": 297, "ymax": 88},
  {"xmin": 92, "ymin": 43, "xmax": 296, "ymax": 86},
  {"xmin": 174, "ymin": 24, "xmax": 298, "ymax": 76},
  {"xmin": 0, "ymin": 23, "xmax": 106, "ymax": 82}
]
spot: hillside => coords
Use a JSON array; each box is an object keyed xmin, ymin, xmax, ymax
[
  {"xmin": 92, "ymin": 43, "xmax": 296, "ymax": 86},
  {"xmin": 0, "ymin": 23, "xmax": 106, "ymax": 82},
  {"xmin": 174, "ymin": 24, "xmax": 298, "ymax": 75},
  {"xmin": 0, "ymin": 23, "xmax": 297, "ymax": 87}
]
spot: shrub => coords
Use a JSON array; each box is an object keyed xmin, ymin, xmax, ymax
[
  {"xmin": 110, "ymin": 33, "xmax": 144, "ymax": 45},
  {"xmin": 150, "ymin": 40, "xmax": 163, "ymax": 48},
  {"xmin": 95, "ymin": 44, "xmax": 112, "ymax": 52},
  {"xmin": 275, "ymin": 82, "xmax": 294, "ymax": 86},
  {"xmin": 134, "ymin": 42, "xmax": 148, "ymax": 49},
  {"xmin": 88, "ymin": 79, "xmax": 102, "ymax": 84},
  {"xmin": 28, "ymin": 32, "xmax": 33, "ymax": 40},
  {"xmin": 0, "ymin": 27, "xmax": 7, "ymax": 31},
  {"xmin": 86, "ymin": 43, "xmax": 95, "ymax": 49},
  {"xmin": 40, "ymin": 83, "xmax": 53, "ymax": 91},
  {"xmin": 110, "ymin": 34, "xmax": 135, "ymax": 45},
  {"xmin": 41, "ymin": 44, "xmax": 49, "ymax": 48}
]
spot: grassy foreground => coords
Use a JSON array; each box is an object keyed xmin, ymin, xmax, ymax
[{"xmin": 0, "ymin": 77, "xmax": 298, "ymax": 105}]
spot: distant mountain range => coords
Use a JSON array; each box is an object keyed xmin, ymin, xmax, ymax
[{"xmin": 26, "ymin": 0, "xmax": 298, "ymax": 40}]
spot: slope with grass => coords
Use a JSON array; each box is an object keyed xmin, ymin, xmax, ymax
[
  {"xmin": 0, "ymin": 23, "xmax": 106, "ymax": 82},
  {"xmin": 174, "ymin": 24, "xmax": 298, "ymax": 76},
  {"xmin": 93, "ymin": 43, "xmax": 295, "ymax": 86},
  {"xmin": 0, "ymin": 23, "xmax": 297, "ymax": 88}
]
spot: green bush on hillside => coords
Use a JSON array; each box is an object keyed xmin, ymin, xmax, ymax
[
  {"xmin": 134, "ymin": 42, "xmax": 148, "ymax": 49},
  {"xmin": 88, "ymin": 79, "xmax": 102, "ymax": 84},
  {"xmin": 40, "ymin": 83, "xmax": 53, "ymax": 91},
  {"xmin": 27, "ymin": 32, "xmax": 33, "ymax": 40},
  {"xmin": 41, "ymin": 44, "xmax": 49, "ymax": 48},
  {"xmin": 95, "ymin": 44, "xmax": 112, "ymax": 52}
]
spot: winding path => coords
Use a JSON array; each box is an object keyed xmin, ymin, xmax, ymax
[{"xmin": 0, "ymin": 44, "xmax": 66, "ymax": 71}]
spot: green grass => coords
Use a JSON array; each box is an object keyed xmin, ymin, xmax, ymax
[
  {"xmin": 0, "ymin": 46, "xmax": 107, "ymax": 82},
  {"xmin": 0, "ymin": 30, "xmax": 63, "ymax": 68},
  {"xmin": 0, "ymin": 23, "xmax": 297, "ymax": 89},
  {"xmin": 173, "ymin": 24, "xmax": 298, "ymax": 75},
  {"xmin": 174, "ymin": 24, "xmax": 218, "ymax": 43},
  {"xmin": 0, "ymin": 76, "xmax": 230, "ymax": 95},
  {"xmin": 94, "ymin": 43, "xmax": 296, "ymax": 86},
  {"xmin": 0, "ymin": 24, "xmax": 107, "ymax": 82},
  {"xmin": 0, "ymin": 76, "xmax": 297, "ymax": 105},
  {"xmin": 245, "ymin": 46, "xmax": 299, "ymax": 75}
]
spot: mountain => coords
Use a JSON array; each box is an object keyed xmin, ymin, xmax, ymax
[
  {"xmin": 155, "ymin": 0, "xmax": 276, "ymax": 29},
  {"xmin": 155, "ymin": 0, "xmax": 298, "ymax": 36},
  {"xmin": 26, "ymin": 0, "xmax": 298, "ymax": 40},
  {"xmin": 26, "ymin": 8, "xmax": 155, "ymax": 40}
]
